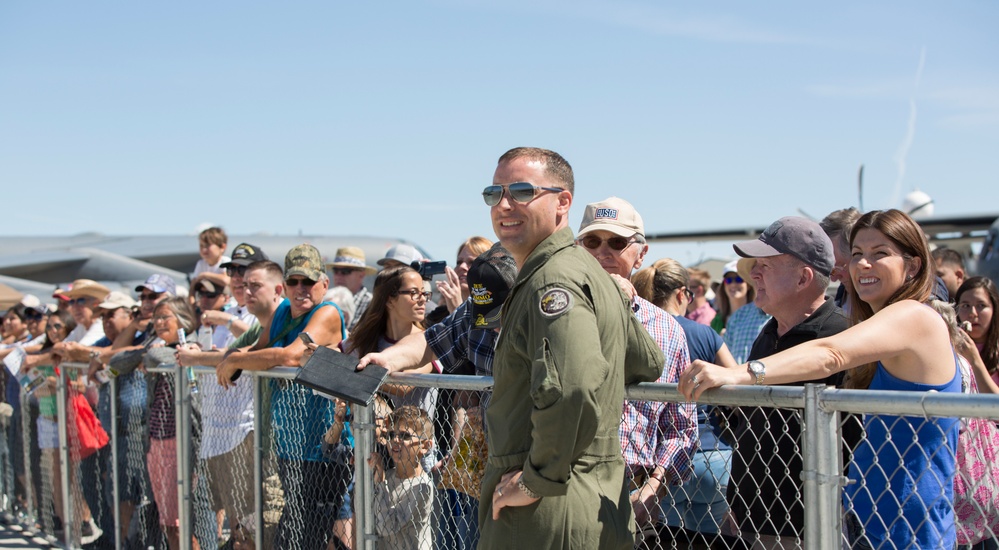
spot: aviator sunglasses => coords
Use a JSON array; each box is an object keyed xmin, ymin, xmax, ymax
[
  {"xmin": 482, "ymin": 182, "xmax": 562, "ymax": 206},
  {"xmin": 579, "ymin": 235, "xmax": 638, "ymax": 251},
  {"xmin": 285, "ymin": 278, "xmax": 317, "ymax": 288}
]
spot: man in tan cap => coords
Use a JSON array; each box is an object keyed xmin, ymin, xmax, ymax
[
  {"xmin": 328, "ymin": 246, "xmax": 377, "ymax": 330},
  {"xmin": 576, "ymin": 197, "xmax": 696, "ymax": 540}
]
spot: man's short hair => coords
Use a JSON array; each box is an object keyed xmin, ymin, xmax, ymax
[
  {"xmin": 199, "ymin": 226, "xmax": 228, "ymax": 248},
  {"xmin": 686, "ymin": 268, "xmax": 711, "ymax": 290},
  {"xmin": 932, "ymin": 247, "xmax": 965, "ymax": 269},
  {"xmin": 389, "ymin": 405, "xmax": 434, "ymax": 441},
  {"xmin": 245, "ymin": 260, "xmax": 284, "ymax": 283},
  {"xmin": 820, "ymin": 207, "xmax": 861, "ymax": 251},
  {"xmin": 498, "ymin": 147, "xmax": 574, "ymax": 196}
]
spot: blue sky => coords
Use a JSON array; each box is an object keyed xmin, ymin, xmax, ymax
[{"xmin": 2, "ymin": 1, "xmax": 996, "ymax": 266}]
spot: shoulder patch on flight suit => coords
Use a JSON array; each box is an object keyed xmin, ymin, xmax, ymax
[{"xmin": 539, "ymin": 288, "xmax": 572, "ymax": 318}]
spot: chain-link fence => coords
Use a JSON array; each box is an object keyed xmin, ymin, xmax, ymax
[{"xmin": 4, "ymin": 364, "xmax": 999, "ymax": 550}]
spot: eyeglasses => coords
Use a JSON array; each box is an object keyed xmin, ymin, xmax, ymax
[
  {"xmin": 683, "ymin": 288, "xmax": 694, "ymax": 302},
  {"xmin": 152, "ymin": 314, "xmax": 176, "ymax": 323},
  {"xmin": 48, "ymin": 323, "xmax": 64, "ymax": 331},
  {"xmin": 579, "ymin": 235, "xmax": 638, "ymax": 251},
  {"xmin": 333, "ymin": 268, "xmax": 361, "ymax": 276},
  {"xmin": 393, "ymin": 288, "xmax": 432, "ymax": 301},
  {"xmin": 139, "ymin": 292, "xmax": 162, "ymax": 302},
  {"xmin": 724, "ymin": 276, "xmax": 745, "ymax": 285},
  {"xmin": 482, "ymin": 182, "xmax": 562, "ymax": 206},
  {"xmin": 225, "ymin": 265, "xmax": 248, "ymax": 278},
  {"xmin": 68, "ymin": 297, "xmax": 92, "ymax": 306},
  {"xmin": 285, "ymin": 278, "xmax": 317, "ymax": 288},
  {"xmin": 387, "ymin": 431, "xmax": 422, "ymax": 442},
  {"xmin": 958, "ymin": 303, "xmax": 992, "ymax": 314},
  {"xmin": 196, "ymin": 291, "xmax": 223, "ymax": 300}
]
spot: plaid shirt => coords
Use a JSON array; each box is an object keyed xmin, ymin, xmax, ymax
[
  {"xmin": 424, "ymin": 298, "xmax": 497, "ymax": 408},
  {"xmin": 722, "ymin": 302, "xmax": 771, "ymax": 364},
  {"xmin": 349, "ymin": 286, "xmax": 372, "ymax": 331},
  {"xmin": 620, "ymin": 296, "xmax": 697, "ymax": 484}
]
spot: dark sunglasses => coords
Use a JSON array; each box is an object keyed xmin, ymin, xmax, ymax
[
  {"xmin": 579, "ymin": 235, "xmax": 637, "ymax": 251},
  {"xmin": 393, "ymin": 288, "xmax": 432, "ymax": 301},
  {"xmin": 285, "ymin": 278, "xmax": 317, "ymax": 288},
  {"xmin": 482, "ymin": 182, "xmax": 562, "ymax": 207},
  {"xmin": 196, "ymin": 290, "xmax": 223, "ymax": 300},
  {"xmin": 225, "ymin": 265, "xmax": 248, "ymax": 277},
  {"xmin": 387, "ymin": 431, "xmax": 422, "ymax": 442},
  {"xmin": 25, "ymin": 312, "xmax": 45, "ymax": 321},
  {"xmin": 48, "ymin": 323, "xmax": 64, "ymax": 331},
  {"xmin": 68, "ymin": 297, "xmax": 92, "ymax": 306},
  {"xmin": 139, "ymin": 292, "xmax": 162, "ymax": 302},
  {"xmin": 332, "ymin": 268, "xmax": 361, "ymax": 275},
  {"xmin": 724, "ymin": 276, "xmax": 745, "ymax": 285}
]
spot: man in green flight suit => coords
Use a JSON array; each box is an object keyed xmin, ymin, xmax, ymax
[{"xmin": 481, "ymin": 147, "xmax": 665, "ymax": 549}]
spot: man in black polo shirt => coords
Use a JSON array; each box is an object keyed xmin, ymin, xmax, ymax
[{"xmin": 724, "ymin": 216, "xmax": 849, "ymax": 550}]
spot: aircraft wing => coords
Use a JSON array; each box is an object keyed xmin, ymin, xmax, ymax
[{"xmin": 646, "ymin": 213, "xmax": 998, "ymax": 245}]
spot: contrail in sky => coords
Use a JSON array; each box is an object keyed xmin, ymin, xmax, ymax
[{"xmin": 891, "ymin": 47, "xmax": 926, "ymax": 207}]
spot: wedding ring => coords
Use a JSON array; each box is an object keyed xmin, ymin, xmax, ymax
[{"xmin": 497, "ymin": 489, "xmax": 503, "ymax": 497}]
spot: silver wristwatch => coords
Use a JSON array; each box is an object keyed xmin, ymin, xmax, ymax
[{"xmin": 747, "ymin": 360, "xmax": 766, "ymax": 385}]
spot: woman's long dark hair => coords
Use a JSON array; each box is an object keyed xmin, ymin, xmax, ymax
[
  {"xmin": 40, "ymin": 310, "xmax": 76, "ymax": 351},
  {"xmin": 955, "ymin": 276, "xmax": 999, "ymax": 374},
  {"xmin": 346, "ymin": 266, "xmax": 424, "ymax": 357},
  {"xmin": 844, "ymin": 209, "xmax": 933, "ymax": 389}
]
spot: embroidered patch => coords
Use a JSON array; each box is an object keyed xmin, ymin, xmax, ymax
[
  {"xmin": 594, "ymin": 207, "xmax": 618, "ymax": 220},
  {"xmin": 539, "ymin": 288, "xmax": 572, "ymax": 318}
]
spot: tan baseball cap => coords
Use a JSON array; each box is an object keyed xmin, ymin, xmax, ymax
[{"xmin": 577, "ymin": 196, "xmax": 645, "ymax": 238}]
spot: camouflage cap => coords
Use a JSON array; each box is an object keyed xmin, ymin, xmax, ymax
[{"xmin": 285, "ymin": 244, "xmax": 325, "ymax": 281}]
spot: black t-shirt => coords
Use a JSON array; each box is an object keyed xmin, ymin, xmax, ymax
[{"xmin": 725, "ymin": 298, "xmax": 849, "ymax": 537}]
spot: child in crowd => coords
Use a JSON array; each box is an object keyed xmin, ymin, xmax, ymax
[
  {"xmin": 193, "ymin": 226, "xmax": 230, "ymax": 277},
  {"xmin": 368, "ymin": 405, "xmax": 435, "ymax": 550}
]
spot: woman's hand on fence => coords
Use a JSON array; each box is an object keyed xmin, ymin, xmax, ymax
[{"xmin": 679, "ymin": 359, "xmax": 745, "ymax": 401}]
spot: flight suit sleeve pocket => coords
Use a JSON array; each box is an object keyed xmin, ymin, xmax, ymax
[{"xmin": 530, "ymin": 337, "xmax": 562, "ymax": 409}]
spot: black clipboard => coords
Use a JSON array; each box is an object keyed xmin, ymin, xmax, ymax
[{"xmin": 294, "ymin": 345, "xmax": 389, "ymax": 406}]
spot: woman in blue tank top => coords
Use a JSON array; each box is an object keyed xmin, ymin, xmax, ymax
[{"xmin": 680, "ymin": 209, "xmax": 962, "ymax": 549}]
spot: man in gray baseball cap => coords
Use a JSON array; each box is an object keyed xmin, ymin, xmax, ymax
[{"xmin": 723, "ymin": 215, "xmax": 849, "ymax": 547}]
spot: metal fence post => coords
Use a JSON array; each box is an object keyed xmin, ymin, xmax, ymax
[
  {"xmin": 355, "ymin": 402, "xmax": 375, "ymax": 550},
  {"xmin": 56, "ymin": 365, "xmax": 72, "ymax": 548},
  {"xmin": 802, "ymin": 383, "xmax": 843, "ymax": 550},
  {"xmin": 110, "ymin": 374, "xmax": 122, "ymax": 550},
  {"xmin": 176, "ymin": 365, "xmax": 193, "ymax": 549},
  {"xmin": 253, "ymin": 373, "xmax": 264, "ymax": 550}
]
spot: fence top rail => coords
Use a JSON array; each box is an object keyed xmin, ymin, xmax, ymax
[{"xmin": 60, "ymin": 362, "xmax": 999, "ymax": 419}]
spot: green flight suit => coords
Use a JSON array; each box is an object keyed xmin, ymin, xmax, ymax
[{"xmin": 479, "ymin": 227, "xmax": 665, "ymax": 549}]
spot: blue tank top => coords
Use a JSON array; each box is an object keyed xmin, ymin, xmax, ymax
[
  {"xmin": 844, "ymin": 355, "xmax": 961, "ymax": 549},
  {"xmin": 269, "ymin": 301, "xmax": 349, "ymax": 461}
]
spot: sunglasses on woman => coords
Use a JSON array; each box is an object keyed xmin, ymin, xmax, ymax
[
  {"xmin": 482, "ymin": 182, "xmax": 562, "ymax": 206},
  {"xmin": 724, "ymin": 276, "xmax": 744, "ymax": 285}
]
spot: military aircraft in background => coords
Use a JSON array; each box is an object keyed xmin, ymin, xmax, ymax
[
  {"xmin": 0, "ymin": 234, "xmax": 427, "ymax": 305},
  {"xmin": 645, "ymin": 189, "xmax": 999, "ymax": 281}
]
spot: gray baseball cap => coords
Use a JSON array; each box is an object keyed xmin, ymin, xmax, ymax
[{"xmin": 733, "ymin": 216, "xmax": 835, "ymax": 277}]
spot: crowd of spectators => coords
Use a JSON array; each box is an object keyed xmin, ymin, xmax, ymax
[{"xmin": 0, "ymin": 171, "xmax": 996, "ymax": 550}]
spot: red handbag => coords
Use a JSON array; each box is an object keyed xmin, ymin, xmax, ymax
[{"xmin": 69, "ymin": 392, "xmax": 109, "ymax": 461}]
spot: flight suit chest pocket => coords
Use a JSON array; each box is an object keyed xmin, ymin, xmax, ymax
[{"xmin": 530, "ymin": 337, "xmax": 562, "ymax": 410}]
